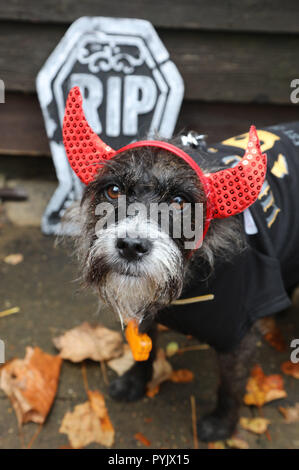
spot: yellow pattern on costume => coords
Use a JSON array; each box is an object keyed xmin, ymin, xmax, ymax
[
  {"xmin": 221, "ymin": 130, "xmax": 280, "ymax": 153},
  {"xmin": 258, "ymin": 183, "xmax": 270, "ymax": 200},
  {"xmin": 218, "ymin": 129, "xmax": 283, "ymax": 229},
  {"xmin": 267, "ymin": 208, "xmax": 281, "ymax": 228},
  {"xmin": 271, "ymin": 154, "xmax": 288, "ymax": 179}
]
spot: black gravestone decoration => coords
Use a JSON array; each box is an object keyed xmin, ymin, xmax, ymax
[{"xmin": 36, "ymin": 17, "xmax": 184, "ymax": 235}]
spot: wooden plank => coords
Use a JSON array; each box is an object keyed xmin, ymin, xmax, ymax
[
  {"xmin": 0, "ymin": 93, "xmax": 50, "ymax": 156},
  {"xmin": 177, "ymin": 101, "xmax": 299, "ymax": 144},
  {"xmin": 0, "ymin": 93, "xmax": 298, "ymax": 157},
  {"xmin": 0, "ymin": 0, "xmax": 299, "ymax": 33},
  {"xmin": 0, "ymin": 22, "xmax": 298, "ymax": 103}
]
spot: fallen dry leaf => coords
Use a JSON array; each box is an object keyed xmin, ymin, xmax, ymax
[
  {"xmin": 146, "ymin": 385, "xmax": 160, "ymax": 398},
  {"xmin": 134, "ymin": 432, "xmax": 151, "ymax": 447},
  {"xmin": 144, "ymin": 417, "xmax": 153, "ymax": 423},
  {"xmin": 53, "ymin": 322, "xmax": 123, "ymax": 362},
  {"xmin": 281, "ymin": 361, "xmax": 299, "ymax": 379},
  {"xmin": 279, "ymin": 404, "xmax": 299, "ymax": 423},
  {"xmin": 157, "ymin": 324, "xmax": 169, "ymax": 332},
  {"xmin": 88, "ymin": 390, "xmax": 107, "ymax": 418},
  {"xmin": 4, "ymin": 253, "xmax": 23, "ymax": 265},
  {"xmin": 0, "ymin": 347, "xmax": 62, "ymax": 425},
  {"xmin": 264, "ymin": 330, "xmax": 286, "ymax": 352},
  {"xmin": 240, "ymin": 417, "xmax": 270, "ymax": 434},
  {"xmin": 107, "ymin": 344, "xmax": 134, "ymax": 376},
  {"xmin": 258, "ymin": 317, "xmax": 286, "ymax": 352},
  {"xmin": 226, "ymin": 437, "xmax": 249, "ymax": 449},
  {"xmin": 125, "ymin": 320, "xmax": 152, "ymax": 361},
  {"xmin": 244, "ymin": 365, "xmax": 287, "ymax": 407},
  {"xmin": 208, "ymin": 441, "xmax": 226, "ymax": 449},
  {"xmin": 170, "ymin": 369, "xmax": 194, "ymax": 383},
  {"xmin": 59, "ymin": 390, "xmax": 114, "ymax": 448},
  {"xmin": 147, "ymin": 349, "xmax": 173, "ymax": 391}
]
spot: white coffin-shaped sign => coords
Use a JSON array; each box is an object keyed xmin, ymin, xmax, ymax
[{"xmin": 36, "ymin": 16, "xmax": 184, "ymax": 234}]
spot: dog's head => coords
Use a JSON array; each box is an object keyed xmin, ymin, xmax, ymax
[{"xmin": 63, "ymin": 87, "xmax": 267, "ymax": 326}]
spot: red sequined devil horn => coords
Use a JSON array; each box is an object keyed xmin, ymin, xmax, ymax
[
  {"xmin": 206, "ymin": 126, "xmax": 267, "ymax": 219},
  {"xmin": 63, "ymin": 86, "xmax": 116, "ymax": 185}
]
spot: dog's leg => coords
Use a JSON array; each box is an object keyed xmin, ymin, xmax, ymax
[
  {"xmin": 197, "ymin": 327, "xmax": 257, "ymax": 442},
  {"xmin": 109, "ymin": 323, "xmax": 157, "ymax": 402}
]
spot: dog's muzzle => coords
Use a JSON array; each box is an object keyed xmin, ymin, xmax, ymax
[{"xmin": 87, "ymin": 215, "xmax": 184, "ymax": 324}]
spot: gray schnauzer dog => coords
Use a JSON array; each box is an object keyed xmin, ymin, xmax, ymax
[{"xmin": 63, "ymin": 87, "xmax": 299, "ymax": 441}]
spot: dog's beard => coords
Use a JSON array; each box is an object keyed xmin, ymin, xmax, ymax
[{"xmin": 86, "ymin": 215, "xmax": 184, "ymax": 326}]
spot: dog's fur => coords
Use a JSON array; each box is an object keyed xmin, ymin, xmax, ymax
[{"xmin": 67, "ymin": 141, "xmax": 259, "ymax": 442}]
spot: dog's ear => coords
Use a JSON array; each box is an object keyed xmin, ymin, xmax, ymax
[
  {"xmin": 63, "ymin": 87, "xmax": 116, "ymax": 185},
  {"xmin": 206, "ymin": 126, "xmax": 267, "ymax": 219}
]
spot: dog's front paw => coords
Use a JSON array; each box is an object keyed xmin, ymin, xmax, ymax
[
  {"xmin": 109, "ymin": 372, "xmax": 147, "ymax": 402},
  {"xmin": 197, "ymin": 413, "xmax": 237, "ymax": 442}
]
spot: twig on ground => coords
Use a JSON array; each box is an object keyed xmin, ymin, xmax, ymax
[
  {"xmin": 100, "ymin": 360, "xmax": 109, "ymax": 385},
  {"xmin": 81, "ymin": 362, "xmax": 89, "ymax": 395},
  {"xmin": 0, "ymin": 307, "xmax": 20, "ymax": 318},
  {"xmin": 190, "ymin": 395, "xmax": 199, "ymax": 449},
  {"xmin": 27, "ymin": 424, "xmax": 43, "ymax": 449},
  {"xmin": 177, "ymin": 344, "xmax": 210, "ymax": 354}
]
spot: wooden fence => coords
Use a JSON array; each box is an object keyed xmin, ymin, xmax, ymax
[{"xmin": 0, "ymin": 0, "xmax": 298, "ymax": 157}]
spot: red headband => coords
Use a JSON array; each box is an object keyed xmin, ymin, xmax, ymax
[{"xmin": 63, "ymin": 86, "xmax": 267, "ymax": 244}]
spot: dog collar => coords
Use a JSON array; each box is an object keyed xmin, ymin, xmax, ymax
[{"xmin": 63, "ymin": 86, "xmax": 267, "ymax": 246}]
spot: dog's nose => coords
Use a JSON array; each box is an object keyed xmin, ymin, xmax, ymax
[{"xmin": 116, "ymin": 237, "xmax": 152, "ymax": 261}]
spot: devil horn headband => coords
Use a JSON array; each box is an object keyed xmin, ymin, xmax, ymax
[{"xmin": 63, "ymin": 86, "xmax": 267, "ymax": 239}]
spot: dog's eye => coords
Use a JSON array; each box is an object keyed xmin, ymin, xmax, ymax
[
  {"xmin": 170, "ymin": 196, "xmax": 187, "ymax": 210},
  {"xmin": 105, "ymin": 185, "xmax": 121, "ymax": 200}
]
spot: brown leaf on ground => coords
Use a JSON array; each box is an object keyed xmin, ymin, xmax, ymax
[
  {"xmin": 53, "ymin": 322, "xmax": 123, "ymax": 362},
  {"xmin": 134, "ymin": 432, "xmax": 151, "ymax": 447},
  {"xmin": 59, "ymin": 390, "xmax": 114, "ymax": 448},
  {"xmin": 146, "ymin": 385, "xmax": 160, "ymax": 398},
  {"xmin": 240, "ymin": 417, "xmax": 270, "ymax": 434},
  {"xmin": 147, "ymin": 349, "xmax": 173, "ymax": 391},
  {"xmin": 279, "ymin": 404, "xmax": 299, "ymax": 423},
  {"xmin": 226, "ymin": 437, "xmax": 249, "ymax": 449},
  {"xmin": 107, "ymin": 344, "xmax": 134, "ymax": 376},
  {"xmin": 244, "ymin": 365, "xmax": 287, "ymax": 407},
  {"xmin": 264, "ymin": 330, "xmax": 286, "ymax": 352},
  {"xmin": 258, "ymin": 317, "xmax": 286, "ymax": 352},
  {"xmin": 0, "ymin": 346, "xmax": 62, "ymax": 425},
  {"xmin": 208, "ymin": 441, "xmax": 226, "ymax": 449},
  {"xmin": 88, "ymin": 390, "xmax": 107, "ymax": 418},
  {"xmin": 170, "ymin": 369, "xmax": 194, "ymax": 383},
  {"xmin": 4, "ymin": 253, "xmax": 24, "ymax": 265},
  {"xmin": 144, "ymin": 417, "xmax": 153, "ymax": 423},
  {"xmin": 281, "ymin": 361, "xmax": 299, "ymax": 379}
]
